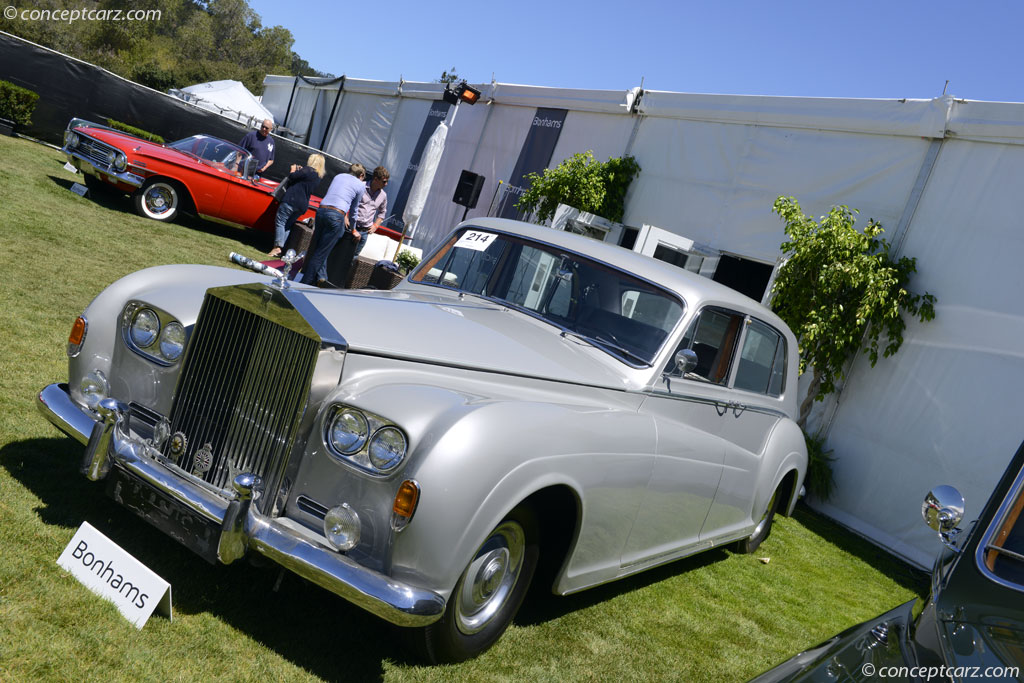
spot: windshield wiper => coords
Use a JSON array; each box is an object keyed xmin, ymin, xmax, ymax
[{"xmin": 560, "ymin": 329, "xmax": 650, "ymax": 366}]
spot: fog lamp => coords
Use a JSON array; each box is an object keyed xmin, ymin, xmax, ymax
[
  {"xmin": 80, "ymin": 370, "xmax": 108, "ymax": 410},
  {"xmin": 324, "ymin": 503, "xmax": 360, "ymax": 551}
]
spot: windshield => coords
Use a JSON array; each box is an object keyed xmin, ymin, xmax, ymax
[
  {"xmin": 411, "ymin": 228, "xmax": 684, "ymax": 365},
  {"xmin": 167, "ymin": 135, "xmax": 248, "ymax": 171}
]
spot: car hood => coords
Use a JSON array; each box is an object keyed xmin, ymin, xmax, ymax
[
  {"xmin": 76, "ymin": 125, "xmax": 165, "ymax": 156},
  {"xmin": 299, "ymin": 287, "xmax": 637, "ymax": 390}
]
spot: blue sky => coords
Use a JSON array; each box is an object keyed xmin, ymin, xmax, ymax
[{"xmin": 247, "ymin": 0, "xmax": 1022, "ymax": 102}]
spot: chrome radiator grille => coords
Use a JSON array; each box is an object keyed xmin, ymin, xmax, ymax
[
  {"xmin": 76, "ymin": 136, "xmax": 117, "ymax": 168},
  {"xmin": 162, "ymin": 290, "xmax": 319, "ymax": 497}
]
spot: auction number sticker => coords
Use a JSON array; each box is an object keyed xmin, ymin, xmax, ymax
[{"xmin": 455, "ymin": 230, "xmax": 497, "ymax": 251}]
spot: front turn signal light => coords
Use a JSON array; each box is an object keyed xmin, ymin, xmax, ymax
[
  {"xmin": 68, "ymin": 316, "xmax": 88, "ymax": 357},
  {"xmin": 391, "ymin": 480, "xmax": 420, "ymax": 531}
]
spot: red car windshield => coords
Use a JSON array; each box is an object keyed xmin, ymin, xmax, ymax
[{"xmin": 167, "ymin": 135, "xmax": 248, "ymax": 170}]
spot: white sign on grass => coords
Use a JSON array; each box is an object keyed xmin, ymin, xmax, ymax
[{"xmin": 57, "ymin": 522, "xmax": 172, "ymax": 629}]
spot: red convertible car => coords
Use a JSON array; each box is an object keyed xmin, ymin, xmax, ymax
[{"xmin": 61, "ymin": 118, "xmax": 321, "ymax": 232}]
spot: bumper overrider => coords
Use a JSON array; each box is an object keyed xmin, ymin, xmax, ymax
[{"xmin": 37, "ymin": 382, "xmax": 445, "ymax": 627}]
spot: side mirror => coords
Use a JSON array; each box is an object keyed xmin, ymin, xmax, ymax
[
  {"xmin": 242, "ymin": 157, "xmax": 258, "ymax": 179},
  {"xmin": 675, "ymin": 349, "xmax": 698, "ymax": 375},
  {"xmin": 922, "ymin": 485, "xmax": 965, "ymax": 551}
]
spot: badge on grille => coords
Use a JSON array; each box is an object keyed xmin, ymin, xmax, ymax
[
  {"xmin": 193, "ymin": 442, "xmax": 214, "ymax": 475},
  {"xmin": 169, "ymin": 431, "xmax": 188, "ymax": 462}
]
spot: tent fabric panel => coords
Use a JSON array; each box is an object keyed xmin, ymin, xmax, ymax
[
  {"xmin": 638, "ymin": 91, "xmax": 951, "ymax": 139},
  {"xmin": 448, "ymin": 104, "xmax": 538, "ymax": 224},
  {"xmin": 405, "ymin": 104, "xmax": 494, "ymax": 249},
  {"xmin": 321, "ymin": 92, "xmax": 399, "ymax": 168},
  {"xmin": 947, "ymin": 98, "xmax": 1024, "ymax": 142},
  {"xmin": 379, "ymin": 97, "xmax": 436, "ymax": 206},
  {"xmin": 489, "ymin": 83, "xmax": 637, "ymax": 114},
  {"xmin": 260, "ymin": 75, "xmax": 296, "ymax": 122},
  {"xmin": 546, "ymin": 109, "xmax": 636, "ymax": 172},
  {"xmin": 622, "ymin": 117, "xmax": 930, "ymax": 261},
  {"xmin": 818, "ymin": 137, "xmax": 1024, "ymax": 567},
  {"xmin": 282, "ymin": 81, "xmax": 322, "ymax": 139}
]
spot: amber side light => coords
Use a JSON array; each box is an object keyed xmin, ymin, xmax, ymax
[
  {"xmin": 69, "ymin": 317, "xmax": 87, "ymax": 345},
  {"xmin": 393, "ymin": 480, "xmax": 420, "ymax": 518}
]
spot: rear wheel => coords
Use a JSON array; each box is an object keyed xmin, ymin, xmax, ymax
[
  {"xmin": 133, "ymin": 179, "xmax": 181, "ymax": 222},
  {"xmin": 416, "ymin": 505, "xmax": 539, "ymax": 663},
  {"xmin": 735, "ymin": 488, "xmax": 780, "ymax": 554}
]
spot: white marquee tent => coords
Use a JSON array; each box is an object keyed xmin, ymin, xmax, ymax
[
  {"xmin": 261, "ymin": 74, "xmax": 1024, "ymax": 568},
  {"xmin": 169, "ymin": 79, "xmax": 275, "ymax": 129}
]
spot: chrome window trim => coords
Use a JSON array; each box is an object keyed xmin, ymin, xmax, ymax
[{"xmin": 974, "ymin": 461, "xmax": 1024, "ymax": 593}]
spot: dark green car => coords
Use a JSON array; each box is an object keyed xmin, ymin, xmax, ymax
[{"xmin": 754, "ymin": 443, "xmax": 1024, "ymax": 682}]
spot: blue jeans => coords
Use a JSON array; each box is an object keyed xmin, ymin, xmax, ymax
[
  {"xmin": 273, "ymin": 201, "xmax": 304, "ymax": 249},
  {"xmin": 302, "ymin": 207, "xmax": 359, "ymax": 285}
]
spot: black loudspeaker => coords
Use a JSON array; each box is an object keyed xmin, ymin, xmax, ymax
[{"xmin": 453, "ymin": 170, "xmax": 485, "ymax": 208}]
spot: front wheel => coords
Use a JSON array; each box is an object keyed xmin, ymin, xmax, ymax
[
  {"xmin": 734, "ymin": 487, "xmax": 780, "ymax": 554},
  {"xmin": 415, "ymin": 505, "xmax": 539, "ymax": 663},
  {"xmin": 133, "ymin": 180, "xmax": 181, "ymax": 222}
]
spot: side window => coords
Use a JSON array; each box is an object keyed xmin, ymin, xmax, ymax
[
  {"xmin": 734, "ymin": 319, "xmax": 787, "ymax": 396},
  {"xmin": 667, "ymin": 307, "xmax": 744, "ymax": 385}
]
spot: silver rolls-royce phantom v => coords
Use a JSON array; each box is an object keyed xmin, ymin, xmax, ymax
[{"xmin": 38, "ymin": 218, "xmax": 807, "ymax": 662}]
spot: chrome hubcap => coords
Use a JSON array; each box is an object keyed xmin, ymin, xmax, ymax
[
  {"xmin": 145, "ymin": 186, "xmax": 174, "ymax": 215},
  {"xmin": 455, "ymin": 521, "xmax": 525, "ymax": 635}
]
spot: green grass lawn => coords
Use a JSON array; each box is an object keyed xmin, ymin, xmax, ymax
[{"xmin": 0, "ymin": 133, "xmax": 925, "ymax": 681}]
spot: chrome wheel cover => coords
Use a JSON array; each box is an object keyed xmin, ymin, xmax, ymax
[
  {"xmin": 143, "ymin": 183, "xmax": 176, "ymax": 217},
  {"xmin": 454, "ymin": 520, "xmax": 526, "ymax": 635}
]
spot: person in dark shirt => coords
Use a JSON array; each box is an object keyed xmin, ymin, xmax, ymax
[
  {"xmin": 239, "ymin": 119, "xmax": 275, "ymax": 175},
  {"xmin": 270, "ymin": 153, "xmax": 326, "ymax": 257}
]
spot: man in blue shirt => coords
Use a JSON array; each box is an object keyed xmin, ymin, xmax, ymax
[
  {"xmin": 238, "ymin": 119, "xmax": 275, "ymax": 176},
  {"xmin": 301, "ymin": 163, "xmax": 367, "ymax": 287}
]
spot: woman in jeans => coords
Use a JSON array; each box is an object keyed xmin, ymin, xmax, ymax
[{"xmin": 269, "ymin": 153, "xmax": 325, "ymax": 257}]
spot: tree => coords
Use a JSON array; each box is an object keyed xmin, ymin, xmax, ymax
[
  {"xmin": 770, "ymin": 196, "xmax": 936, "ymax": 427},
  {"xmin": 514, "ymin": 151, "xmax": 640, "ymax": 224},
  {"xmin": 436, "ymin": 67, "xmax": 459, "ymax": 84}
]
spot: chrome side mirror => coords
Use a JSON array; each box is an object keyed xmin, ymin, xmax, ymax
[
  {"xmin": 675, "ymin": 349, "xmax": 698, "ymax": 375},
  {"xmin": 922, "ymin": 485, "xmax": 965, "ymax": 552}
]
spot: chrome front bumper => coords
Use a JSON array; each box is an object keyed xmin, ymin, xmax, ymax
[
  {"xmin": 37, "ymin": 383, "xmax": 445, "ymax": 627},
  {"xmin": 63, "ymin": 148, "xmax": 145, "ymax": 188}
]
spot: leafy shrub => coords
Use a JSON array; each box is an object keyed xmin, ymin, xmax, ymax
[
  {"xmin": 515, "ymin": 152, "xmax": 640, "ymax": 224},
  {"xmin": 395, "ymin": 249, "xmax": 421, "ymax": 273},
  {"xmin": 0, "ymin": 80, "xmax": 39, "ymax": 127},
  {"xmin": 803, "ymin": 430, "xmax": 836, "ymax": 501},
  {"xmin": 105, "ymin": 119, "xmax": 165, "ymax": 144}
]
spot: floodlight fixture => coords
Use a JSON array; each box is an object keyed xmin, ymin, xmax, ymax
[{"xmin": 442, "ymin": 81, "xmax": 481, "ymax": 105}]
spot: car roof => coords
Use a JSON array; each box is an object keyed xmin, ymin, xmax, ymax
[{"xmin": 454, "ymin": 217, "xmax": 790, "ymax": 333}]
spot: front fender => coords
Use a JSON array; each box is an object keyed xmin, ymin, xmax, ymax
[
  {"xmin": 67, "ymin": 264, "xmax": 277, "ymax": 412},
  {"xmin": 383, "ymin": 392, "xmax": 654, "ymax": 599}
]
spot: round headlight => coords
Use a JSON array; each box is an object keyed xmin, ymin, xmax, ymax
[
  {"xmin": 158, "ymin": 321, "xmax": 185, "ymax": 361},
  {"xmin": 106, "ymin": 149, "xmax": 117, "ymax": 166},
  {"xmin": 368, "ymin": 427, "xmax": 407, "ymax": 472},
  {"xmin": 80, "ymin": 370, "xmax": 108, "ymax": 410},
  {"xmin": 329, "ymin": 409, "xmax": 369, "ymax": 455},
  {"xmin": 324, "ymin": 503, "xmax": 360, "ymax": 551},
  {"xmin": 114, "ymin": 152, "xmax": 127, "ymax": 172},
  {"xmin": 64, "ymin": 131, "xmax": 79, "ymax": 149},
  {"xmin": 130, "ymin": 308, "xmax": 160, "ymax": 348}
]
